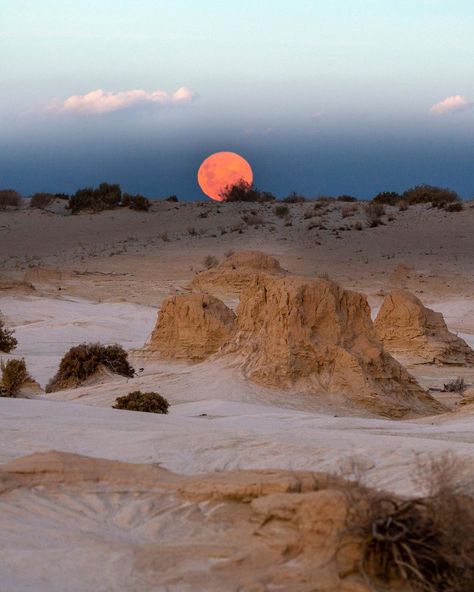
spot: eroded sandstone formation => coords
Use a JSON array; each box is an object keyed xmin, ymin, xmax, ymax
[
  {"xmin": 144, "ymin": 292, "xmax": 236, "ymax": 360},
  {"xmin": 225, "ymin": 275, "xmax": 441, "ymax": 417},
  {"xmin": 374, "ymin": 289, "xmax": 474, "ymax": 366},
  {"xmin": 191, "ymin": 250, "xmax": 285, "ymax": 293}
]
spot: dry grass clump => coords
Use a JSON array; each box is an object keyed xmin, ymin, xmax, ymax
[
  {"xmin": 372, "ymin": 191, "xmax": 401, "ymax": 206},
  {"xmin": 337, "ymin": 194, "xmax": 358, "ymax": 202},
  {"xmin": 0, "ymin": 189, "xmax": 22, "ymax": 210},
  {"xmin": 0, "ymin": 359, "xmax": 30, "ymax": 397},
  {"xmin": 203, "ymin": 254, "xmax": 219, "ymax": 269},
  {"xmin": 283, "ymin": 192, "xmax": 306, "ymax": 203},
  {"xmin": 29, "ymin": 192, "xmax": 56, "ymax": 209},
  {"xmin": 345, "ymin": 454, "xmax": 474, "ymax": 592},
  {"xmin": 46, "ymin": 343, "xmax": 134, "ymax": 392},
  {"xmin": 274, "ymin": 205, "xmax": 289, "ymax": 218},
  {"xmin": 341, "ymin": 204, "xmax": 358, "ymax": 218},
  {"xmin": 113, "ymin": 390, "xmax": 169, "ymax": 414},
  {"xmin": 0, "ymin": 316, "xmax": 17, "ymax": 353},
  {"xmin": 365, "ymin": 203, "xmax": 385, "ymax": 227},
  {"xmin": 443, "ymin": 377, "xmax": 466, "ymax": 395}
]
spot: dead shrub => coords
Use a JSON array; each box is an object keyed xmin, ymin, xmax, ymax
[
  {"xmin": 274, "ymin": 205, "xmax": 289, "ymax": 218},
  {"xmin": 0, "ymin": 358, "xmax": 29, "ymax": 397},
  {"xmin": 203, "ymin": 255, "xmax": 218, "ymax": 269},
  {"xmin": 444, "ymin": 202, "xmax": 463, "ymax": 213},
  {"xmin": 346, "ymin": 454, "xmax": 474, "ymax": 592},
  {"xmin": 341, "ymin": 204, "xmax": 358, "ymax": 218},
  {"xmin": 0, "ymin": 189, "xmax": 22, "ymax": 210},
  {"xmin": 187, "ymin": 226, "xmax": 197, "ymax": 236},
  {"xmin": 113, "ymin": 390, "xmax": 169, "ymax": 414},
  {"xmin": 365, "ymin": 203, "xmax": 385, "ymax": 227},
  {"xmin": 443, "ymin": 377, "xmax": 466, "ymax": 395},
  {"xmin": 29, "ymin": 192, "xmax": 56, "ymax": 209},
  {"xmin": 0, "ymin": 316, "xmax": 17, "ymax": 353},
  {"xmin": 352, "ymin": 221, "xmax": 363, "ymax": 231},
  {"xmin": 283, "ymin": 192, "xmax": 306, "ymax": 203},
  {"xmin": 337, "ymin": 194, "xmax": 358, "ymax": 202},
  {"xmin": 46, "ymin": 343, "xmax": 134, "ymax": 392}
]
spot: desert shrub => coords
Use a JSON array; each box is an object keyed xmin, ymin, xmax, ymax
[
  {"xmin": 346, "ymin": 454, "xmax": 474, "ymax": 592},
  {"xmin": 220, "ymin": 180, "xmax": 275, "ymax": 203},
  {"xmin": 372, "ymin": 191, "xmax": 401, "ymax": 205},
  {"xmin": 315, "ymin": 196, "xmax": 335, "ymax": 204},
  {"xmin": 337, "ymin": 194, "xmax": 358, "ymax": 202},
  {"xmin": 187, "ymin": 226, "xmax": 197, "ymax": 236},
  {"xmin": 121, "ymin": 193, "xmax": 150, "ymax": 211},
  {"xmin": 352, "ymin": 221, "xmax": 363, "ymax": 231},
  {"xmin": 160, "ymin": 233, "xmax": 170, "ymax": 242},
  {"xmin": 0, "ymin": 189, "xmax": 22, "ymax": 210},
  {"xmin": 0, "ymin": 358, "xmax": 29, "ymax": 397},
  {"xmin": 403, "ymin": 184, "xmax": 460, "ymax": 207},
  {"xmin": 29, "ymin": 192, "xmax": 56, "ymax": 209},
  {"xmin": 443, "ymin": 377, "xmax": 466, "ymax": 395},
  {"xmin": 283, "ymin": 192, "xmax": 306, "ymax": 203},
  {"xmin": 444, "ymin": 202, "xmax": 463, "ymax": 213},
  {"xmin": 341, "ymin": 204, "xmax": 358, "ymax": 218},
  {"xmin": 46, "ymin": 343, "xmax": 134, "ymax": 392},
  {"xmin": 365, "ymin": 203, "xmax": 385, "ymax": 227},
  {"xmin": 398, "ymin": 200, "xmax": 409, "ymax": 211},
  {"xmin": 0, "ymin": 317, "xmax": 17, "ymax": 353},
  {"xmin": 203, "ymin": 255, "xmax": 218, "ymax": 269},
  {"xmin": 165, "ymin": 195, "xmax": 178, "ymax": 202},
  {"xmin": 113, "ymin": 390, "xmax": 169, "ymax": 414},
  {"xmin": 69, "ymin": 182, "xmax": 122, "ymax": 213},
  {"xmin": 274, "ymin": 205, "xmax": 289, "ymax": 218}
]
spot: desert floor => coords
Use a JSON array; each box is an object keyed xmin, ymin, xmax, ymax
[{"xmin": 1, "ymin": 199, "xmax": 474, "ymax": 591}]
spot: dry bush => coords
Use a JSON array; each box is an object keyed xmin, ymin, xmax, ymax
[
  {"xmin": 0, "ymin": 317, "xmax": 17, "ymax": 353},
  {"xmin": 372, "ymin": 191, "xmax": 401, "ymax": 206},
  {"xmin": 274, "ymin": 205, "xmax": 289, "ymax": 218},
  {"xmin": 0, "ymin": 189, "xmax": 22, "ymax": 210},
  {"xmin": 403, "ymin": 184, "xmax": 460, "ymax": 207},
  {"xmin": 444, "ymin": 202, "xmax": 463, "ymax": 213},
  {"xmin": 220, "ymin": 180, "xmax": 275, "ymax": 202},
  {"xmin": 337, "ymin": 194, "xmax": 358, "ymax": 202},
  {"xmin": 165, "ymin": 195, "xmax": 178, "ymax": 202},
  {"xmin": 283, "ymin": 191, "xmax": 306, "ymax": 203},
  {"xmin": 46, "ymin": 343, "xmax": 134, "ymax": 392},
  {"xmin": 121, "ymin": 193, "xmax": 150, "ymax": 211},
  {"xmin": 29, "ymin": 192, "xmax": 56, "ymax": 209},
  {"xmin": 365, "ymin": 203, "xmax": 385, "ymax": 227},
  {"xmin": 345, "ymin": 453, "xmax": 474, "ymax": 592},
  {"xmin": 315, "ymin": 195, "xmax": 336, "ymax": 204},
  {"xmin": 341, "ymin": 204, "xmax": 358, "ymax": 218},
  {"xmin": 443, "ymin": 377, "xmax": 466, "ymax": 395},
  {"xmin": 0, "ymin": 359, "xmax": 29, "ymax": 397},
  {"xmin": 203, "ymin": 254, "xmax": 218, "ymax": 269},
  {"xmin": 352, "ymin": 221, "xmax": 363, "ymax": 231},
  {"xmin": 69, "ymin": 182, "xmax": 122, "ymax": 213},
  {"xmin": 399, "ymin": 200, "xmax": 409, "ymax": 211},
  {"xmin": 187, "ymin": 226, "xmax": 197, "ymax": 236},
  {"xmin": 160, "ymin": 232, "xmax": 170, "ymax": 242},
  {"xmin": 113, "ymin": 390, "xmax": 169, "ymax": 414}
]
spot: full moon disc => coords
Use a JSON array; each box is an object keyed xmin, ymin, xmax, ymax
[{"xmin": 197, "ymin": 151, "xmax": 253, "ymax": 201}]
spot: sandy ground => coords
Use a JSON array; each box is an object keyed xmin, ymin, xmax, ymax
[{"xmin": 1, "ymin": 201, "xmax": 474, "ymax": 591}]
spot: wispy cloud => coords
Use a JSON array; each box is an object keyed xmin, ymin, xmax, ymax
[
  {"xmin": 46, "ymin": 87, "xmax": 198, "ymax": 115},
  {"xmin": 430, "ymin": 95, "xmax": 472, "ymax": 116}
]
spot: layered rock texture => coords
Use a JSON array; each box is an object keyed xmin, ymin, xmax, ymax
[
  {"xmin": 144, "ymin": 293, "xmax": 236, "ymax": 361},
  {"xmin": 191, "ymin": 250, "xmax": 285, "ymax": 293},
  {"xmin": 227, "ymin": 275, "xmax": 441, "ymax": 417},
  {"xmin": 374, "ymin": 289, "xmax": 474, "ymax": 366},
  {"xmin": 0, "ymin": 451, "xmax": 369, "ymax": 592}
]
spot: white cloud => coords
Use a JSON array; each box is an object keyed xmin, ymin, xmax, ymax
[
  {"xmin": 47, "ymin": 87, "xmax": 198, "ymax": 115},
  {"xmin": 430, "ymin": 95, "xmax": 472, "ymax": 116}
]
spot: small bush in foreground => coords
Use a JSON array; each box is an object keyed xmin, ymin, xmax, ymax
[
  {"xmin": 46, "ymin": 343, "xmax": 134, "ymax": 392},
  {"xmin": 0, "ymin": 359, "xmax": 29, "ymax": 397},
  {"xmin": 274, "ymin": 205, "xmax": 289, "ymax": 218},
  {"xmin": 113, "ymin": 391, "xmax": 169, "ymax": 414},
  {"xmin": 346, "ymin": 454, "xmax": 474, "ymax": 592},
  {"xmin": 0, "ymin": 317, "xmax": 17, "ymax": 353},
  {"xmin": 443, "ymin": 377, "xmax": 466, "ymax": 395},
  {"xmin": 0, "ymin": 189, "xmax": 22, "ymax": 210}
]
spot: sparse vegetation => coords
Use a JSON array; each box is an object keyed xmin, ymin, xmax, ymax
[
  {"xmin": 220, "ymin": 180, "xmax": 275, "ymax": 203},
  {"xmin": 0, "ymin": 189, "xmax": 22, "ymax": 210},
  {"xmin": 372, "ymin": 191, "xmax": 401, "ymax": 206},
  {"xmin": 403, "ymin": 184, "xmax": 460, "ymax": 207},
  {"xmin": 443, "ymin": 377, "xmax": 466, "ymax": 395},
  {"xmin": 243, "ymin": 213, "xmax": 264, "ymax": 226},
  {"xmin": 165, "ymin": 195, "xmax": 178, "ymax": 202},
  {"xmin": 187, "ymin": 226, "xmax": 197, "ymax": 236},
  {"xmin": 113, "ymin": 390, "xmax": 169, "ymax": 414},
  {"xmin": 443, "ymin": 202, "xmax": 463, "ymax": 213},
  {"xmin": 341, "ymin": 204, "xmax": 358, "ymax": 218},
  {"xmin": 0, "ymin": 359, "xmax": 29, "ymax": 397},
  {"xmin": 29, "ymin": 192, "xmax": 57, "ymax": 209},
  {"xmin": 203, "ymin": 254, "xmax": 218, "ymax": 269},
  {"xmin": 0, "ymin": 316, "xmax": 17, "ymax": 353},
  {"xmin": 121, "ymin": 193, "xmax": 150, "ymax": 211},
  {"xmin": 274, "ymin": 205, "xmax": 289, "ymax": 218},
  {"xmin": 345, "ymin": 453, "xmax": 474, "ymax": 592},
  {"xmin": 365, "ymin": 203, "xmax": 385, "ymax": 227},
  {"xmin": 337, "ymin": 194, "xmax": 358, "ymax": 202},
  {"xmin": 283, "ymin": 192, "xmax": 306, "ymax": 203},
  {"xmin": 46, "ymin": 343, "xmax": 134, "ymax": 392}
]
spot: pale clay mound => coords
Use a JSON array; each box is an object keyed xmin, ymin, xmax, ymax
[
  {"xmin": 375, "ymin": 289, "xmax": 474, "ymax": 366},
  {"xmin": 0, "ymin": 450, "xmax": 368, "ymax": 592},
  {"xmin": 143, "ymin": 292, "xmax": 236, "ymax": 360},
  {"xmin": 146, "ymin": 268, "xmax": 442, "ymax": 418},
  {"xmin": 191, "ymin": 249, "xmax": 285, "ymax": 293}
]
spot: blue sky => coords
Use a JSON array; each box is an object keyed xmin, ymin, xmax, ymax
[{"xmin": 1, "ymin": 0, "xmax": 473, "ymax": 199}]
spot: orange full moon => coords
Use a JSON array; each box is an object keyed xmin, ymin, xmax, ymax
[{"xmin": 197, "ymin": 151, "xmax": 253, "ymax": 201}]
